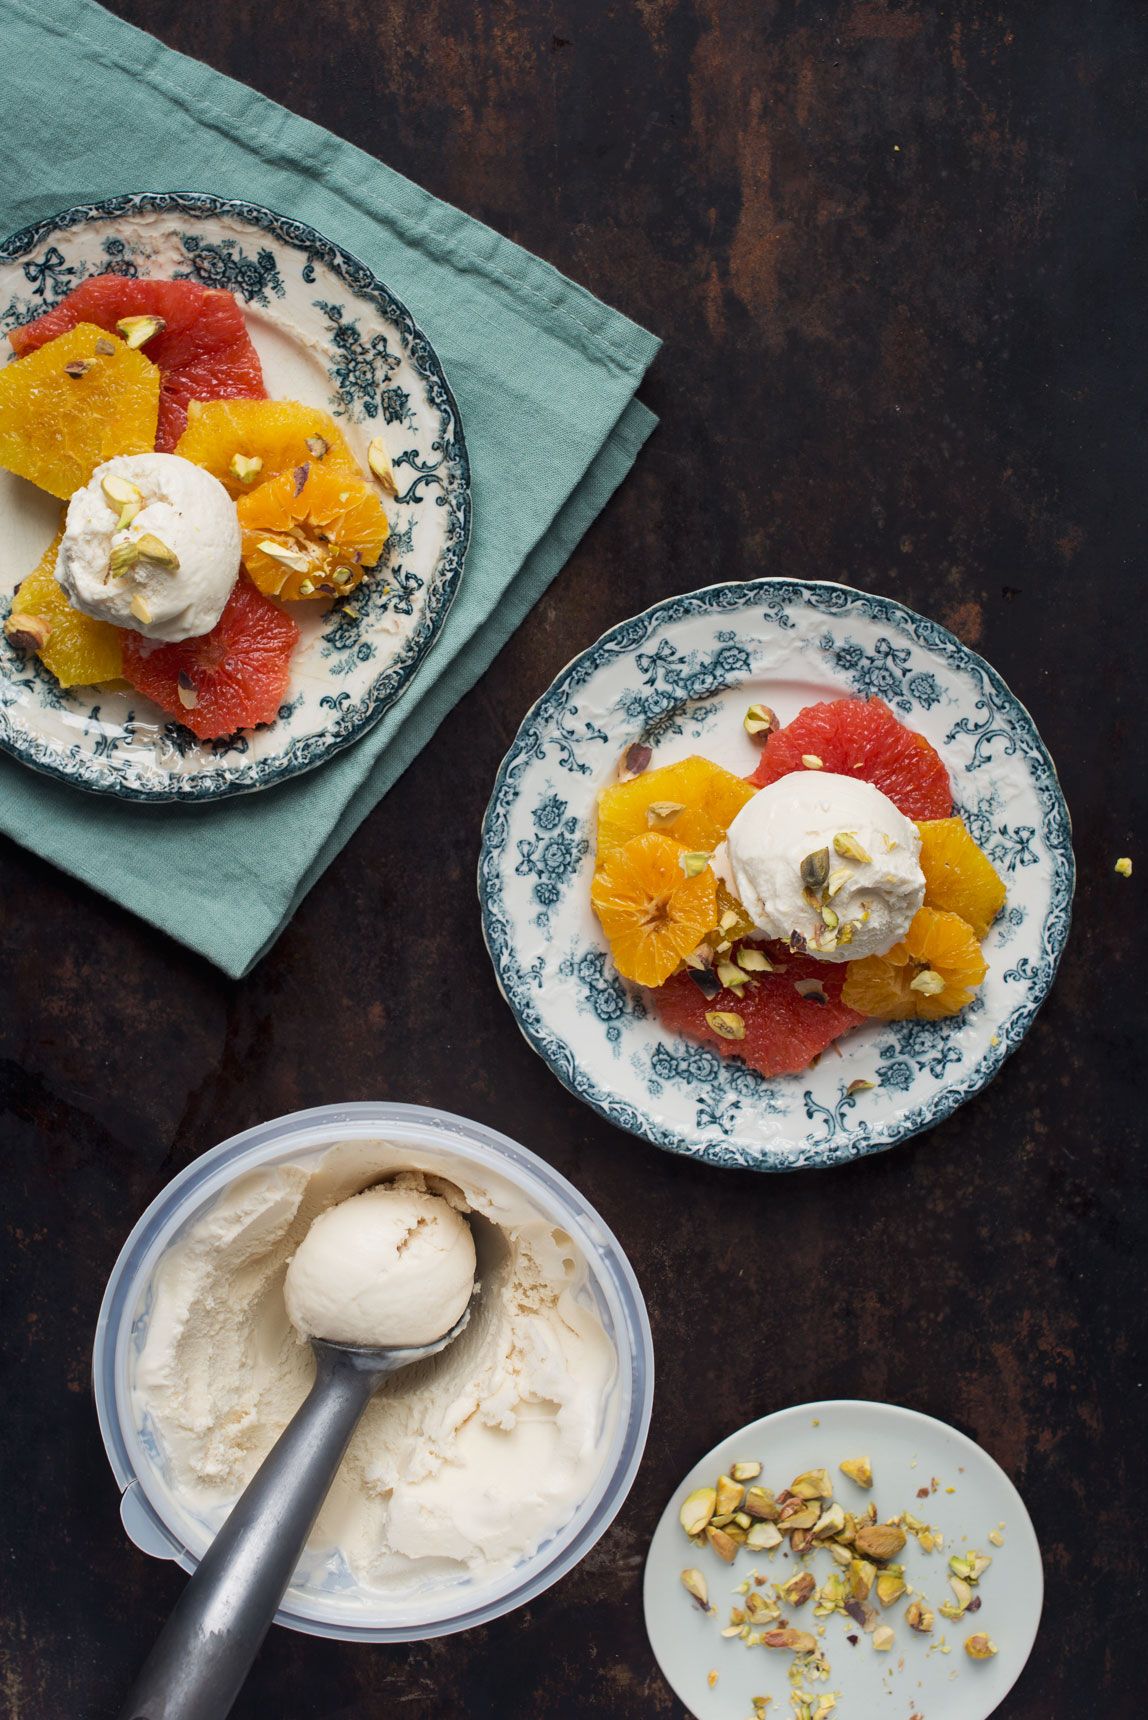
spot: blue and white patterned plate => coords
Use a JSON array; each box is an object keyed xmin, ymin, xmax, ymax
[
  {"xmin": 478, "ymin": 580, "xmax": 1074, "ymax": 1171},
  {"xmin": 0, "ymin": 192, "xmax": 470, "ymax": 800}
]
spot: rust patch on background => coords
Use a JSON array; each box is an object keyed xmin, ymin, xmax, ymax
[
  {"xmin": 847, "ymin": 1, "xmax": 923, "ymax": 40},
  {"xmin": 942, "ymin": 599, "xmax": 984, "ymax": 644}
]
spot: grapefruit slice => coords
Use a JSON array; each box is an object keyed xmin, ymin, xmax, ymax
[
  {"xmin": 652, "ymin": 944, "xmax": 865, "ymax": 1077},
  {"xmin": 121, "ymin": 577, "xmax": 298, "ymax": 739},
  {"xmin": 749, "ymin": 698, "xmax": 952, "ymax": 820},
  {"xmin": 10, "ymin": 276, "xmax": 266, "ymax": 453}
]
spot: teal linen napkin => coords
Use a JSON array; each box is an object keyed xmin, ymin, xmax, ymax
[{"xmin": 0, "ymin": 0, "xmax": 659, "ymax": 977}]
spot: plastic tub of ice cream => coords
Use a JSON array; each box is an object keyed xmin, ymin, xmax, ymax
[{"xmin": 92, "ymin": 1102, "xmax": 653, "ymax": 1642}]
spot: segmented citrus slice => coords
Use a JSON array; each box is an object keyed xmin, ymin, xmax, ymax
[
  {"xmin": 591, "ymin": 831, "xmax": 717, "ymax": 987},
  {"xmin": 0, "ymin": 323, "xmax": 160, "ymax": 499},
  {"xmin": 10, "ymin": 276, "xmax": 266, "ymax": 452},
  {"xmin": 653, "ymin": 944, "xmax": 866, "ymax": 1077},
  {"xmin": 750, "ymin": 698, "xmax": 952, "ymax": 820},
  {"xmin": 9, "ymin": 521, "xmax": 123, "ymax": 686},
  {"xmin": 237, "ymin": 461, "xmax": 389, "ymax": 601},
  {"xmin": 841, "ymin": 906, "xmax": 987, "ymax": 1020},
  {"xmin": 175, "ymin": 399, "xmax": 361, "ymax": 499},
  {"xmin": 916, "ymin": 819, "xmax": 1006, "ymax": 939},
  {"xmin": 597, "ymin": 754, "xmax": 757, "ymax": 864},
  {"xmin": 120, "ymin": 576, "xmax": 299, "ymax": 739}
]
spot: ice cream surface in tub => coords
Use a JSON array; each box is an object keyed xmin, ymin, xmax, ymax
[
  {"xmin": 130, "ymin": 1140, "xmax": 618, "ymax": 1599},
  {"xmin": 714, "ymin": 771, "xmax": 926, "ymax": 960}
]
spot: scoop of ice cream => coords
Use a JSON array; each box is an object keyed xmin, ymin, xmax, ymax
[
  {"xmin": 284, "ymin": 1184, "xmax": 476, "ymax": 1348},
  {"xmin": 714, "ymin": 771, "xmax": 925, "ymax": 961},
  {"xmin": 56, "ymin": 452, "xmax": 240, "ymax": 643}
]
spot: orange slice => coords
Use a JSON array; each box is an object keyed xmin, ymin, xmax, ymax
[
  {"xmin": 916, "ymin": 818, "xmax": 1006, "ymax": 939},
  {"xmin": 590, "ymin": 831, "xmax": 717, "ymax": 986},
  {"xmin": 237, "ymin": 460, "xmax": 389, "ymax": 601},
  {"xmin": 596, "ymin": 756, "xmax": 757, "ymax": 864},
  {"xmin": 0, "ymin": 323, "xmax": 160, "ymax": 499},
  {"xmin": 841, "ymin": 906, "xmax": 987, "ymax": 1021},
  {"xmin": 175, "ymin": 399, "xmax": 361, "ymax": 499},
  {"xmin": 9, "ymin": 522, "xmax": 123, "ymax": 686}
]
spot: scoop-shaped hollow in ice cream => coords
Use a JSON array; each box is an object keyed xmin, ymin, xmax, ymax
[
  {"xmin": 55, "ymin": 452, "xmax": 241, "ymax": 643},
  {"xmin": 284, "ymin": 1183, "xmax": 477, "ymax": 1348},
  {"xmin": 714, "ymin": 770, "xmax": 926, "ymax": 961}
]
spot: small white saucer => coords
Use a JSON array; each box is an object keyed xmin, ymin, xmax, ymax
[{"xmin": 643, "ymin": 1399, "xmax": 1042, "ymax": 1720}]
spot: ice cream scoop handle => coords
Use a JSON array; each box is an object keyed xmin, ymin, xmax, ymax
[{"xmin": 118, "ymin": 1346, "xmax": 380, "ymax": 1720}]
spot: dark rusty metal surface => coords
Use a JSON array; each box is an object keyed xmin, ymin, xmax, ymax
[{"xmin": 1, "ymin": 1, "xmax": 1143, "ymax": 1714}]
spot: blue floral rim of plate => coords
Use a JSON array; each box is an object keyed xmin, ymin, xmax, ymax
[
  {"xmin": 0, "ymin": 191, "xmax": 470, "ymax": 801},
  {"xmin": 478, "ymin": 578, "xmax": 1074, "ymax": 1171}
]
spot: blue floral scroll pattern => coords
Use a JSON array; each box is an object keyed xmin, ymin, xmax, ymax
[
  {"xmin": 558, "ymin": 948, "xmax": 642, "ymax": 1051},
  {"xmin": 178, "ymin": 234, "xmax": 284, "ymax": 304},
  {"xmin": 515, "ymin": 793, "xmax": 590, "ymax": 935},
  {"xmin": 479, "ymin": 579, "xmax": 1075, "ymax": 1172},
  {"xmin": 820, "ymin": 632, "xmax": 944, "ymax": 713},
  {"xmin": 617, "ymin": 637, "xmax": 753, "ymax": 745},
  {"xmin": 315, "ymin": 300, "xmax": 406, "ymax": 422}
]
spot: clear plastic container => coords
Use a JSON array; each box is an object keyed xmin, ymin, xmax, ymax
[{"xmin": 92, "ymin": 1103, "xmax": 654, "ymax": 1642}]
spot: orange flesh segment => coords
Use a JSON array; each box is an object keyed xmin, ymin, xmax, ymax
[
  {"xmin": 596, "ymin": 755, "xmax": 757, "ymax": 864},
  {"xmin": 0, "ymin": 323, "xmax": 160, "ymax": 499},
  {"xmin": 175, "ymin": 398, "xmax": 362, "ymax": 499},
  {"xmin": 11, "ymin": 521, "xmax": 123, "ymax": 686},
  {"xmin": 591, "ymin": 830, "xmax": 718, "ymax": 986},
  {"xmin": 916, "ymin": 818, "xmax": 1006, "ymax": 940},
  {"xmin": 237, "ymin": 461, "xmax": 388, "ymax": 601},
  {"xmin": 841, "ymin": 906, "xmax": 987, "ymax": 1020}
]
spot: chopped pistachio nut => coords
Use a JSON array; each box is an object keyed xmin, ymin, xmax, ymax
[
  {"xmin": 853, "ymin": 1523, "xmax": 906, "ymax": 1562},
  {"xmin": 849, "ymin": 1559, "xmax": 877, "ymax": 1602},
  {"xmin": 746, "ymin": 1520, "xmax": 783, "ymax": 1551},
  {"xmin": 705, "ymin": 1010, "xmax": 745, "ymax": 1040},
  {"xmin": 839, "ymin": 1456, "xmax": 872, "ymax": 1488},
  {"xmin": 744, "ymin": 702, "xmax": 779, "ymax": 737},
  {"xmin": 129, "ymin": 593, "xmax": 152, "ymax": 625},
  {"xmin": 679, "ymin": 1488, "xmax": 716, "ymax": 1537},
  {"xmin": 737, "ymin": 947, "xmax": 774, "ymax": 972},
  {"xmin": 794, "ymin": 978, "xmax": 828, "ymax": 1006},
  {"xmin": 717, "ymin": 960, "xmax": 750, "ymax": 991},
  {"xmin": 115, "ymin": 313, "xmax": 166, "ymax": 348},
  {"xmin": 779, "ymin": 1571, "xmax": 817, "ymax": 1607},
  {"xmin": 875, "ymin": 1572, "xmax": 906, "ymax": 1607},
  {"xmin": 63, "ymin": 357, "xmax": 95, "ymax": 377},
  {"xmin": 229, "ymin": 452, "xmax": 264, "ymax": 484},
  {"xmin": 367, "ymin": 435, "xmax": 399, "ymax": 494},
  {"xmin": 618, "ymin": 741, "xmax": 652, "ymax": 780},
  {"xmin": 680, "ymin": 1567, "xmax": 711, "ymax": 1609},
  {"xmin": 801, "ymin": 753, "xmax": 824, "ymax": 769},
  {"xmin": 845, "ymin": 1080, "xmax": 875, "ymax": 1097},
  {"xmin": 715, "ymin": 1475, "xmax": 745, "ymax": 1516},
  {"xmin": 133, "ymin": 532, "xmax": 180, "ymax": 571},
  {"xmin": 258, "ymin": 539, "xmax": 312, "ymax": 573},
  {"xmin": 988, "ymin": 1529, "xmax": 1004, "ymax": 1547},
  {"xmin": 706, "ymin": 1525, "xmax": 738, "ymax": 1563},
  {"xmin": 707, "ymin": 1668, "xmax": 718, "ymax": 1688},
  {"xmin": 680, "ymin": 850, "xmax": 712, "ymax": 878},
  {"xmin": 832, "ymin": 831, "xmax": 872, "ymax": 864},
  {"xmin": 799, "ymin": 847, "xmax": 831, "ymax": 890},
  {"xmin": 743, "ymin": 1487, "xmax": 779, "ymax": 1520},
  {"xmin": 905, "ymin": 1599, "xmax": 934, "ymax": 1633},
  {"xmin": 304, "ymin": 434, "xmax": 330, "ymax": 459},
  {"xmin": 813, "ymin": 1503, "xmax": 846, "ymax": 1539},
  {"xmin": 4, "ymin": 612, "xmax": 51, "ymax": 652},
  {"xmin": 964, "ymin": 1634, "xmax": 998, "ymax": 1660},
  {"xmin": 871, "ymin": 1626, "xmax": 895, "ymax": 1652},
  {"xmin": 762, "ymin": 1628, "xmax": 818, "ymax": 1653},
  {"xmin": 909, "ymin": 968, "xmax": 946, "ymax": 996},
  {"xmin": 646, "ymin": 800, "xmax": 685, "ymax": 828},
  {"xmin": 1115, "ymin": 856, "xmax": 1133, "ymax": 877},
  {"xmin": 176, "ymin": 671, "xmax": 198, "ymax": 711}
]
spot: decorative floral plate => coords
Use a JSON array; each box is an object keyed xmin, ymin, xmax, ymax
[
  {"xmin": 0, "ymin": 192, "xmax": 470, "ymax": 800},
  {"xmin": 478, "ymin": 580, "xmax": 1074, "ymax": 1171}
]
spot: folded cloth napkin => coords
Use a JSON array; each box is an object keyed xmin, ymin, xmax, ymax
[{"xmin": 0, "ymin": 0, "xmax": 659, "ymax": 977}]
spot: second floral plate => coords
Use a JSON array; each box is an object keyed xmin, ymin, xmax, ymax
[
  {"xmin": 0, "ymin": 192, "xmax": 470, "ymax": 800},
  {"xmin": 478, "ymin": 580, "xmax": 1073, "ymax": 1171}
]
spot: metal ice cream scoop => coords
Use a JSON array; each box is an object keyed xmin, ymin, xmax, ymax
[{"xmin": 117, "ymin": 1301, "xmax": 474, "ymax": 1720}]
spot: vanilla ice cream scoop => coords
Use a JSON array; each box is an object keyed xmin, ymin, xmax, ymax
[
  {"xmin": 715, "ymin": 771, "xmax": 926, "ymax": 960},
  {"xmin": 284, "ymin": 1184, "xmax": 477, "ymax": 1348},
  {"xmin": 56, "ymin": 452, "xmax": 240, "ymax": 642}
]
